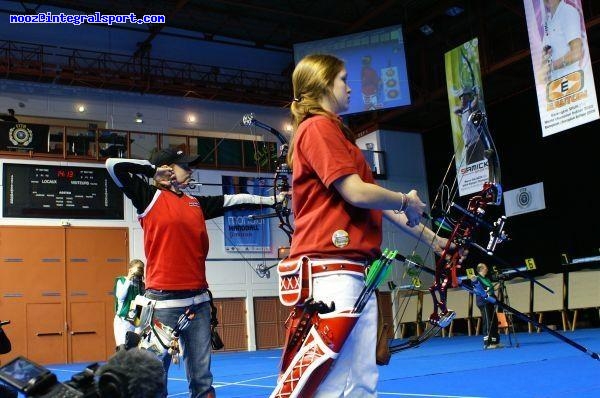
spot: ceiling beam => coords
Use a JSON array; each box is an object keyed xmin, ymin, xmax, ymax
[
  {"xmin": 344, "ymin": 0, "xmax": 399, "ymax": 33},
  {"xmin": 209, "ymin": 0, "xmax": 347, "ymax": 26},
  {"xmin": 133, "ymin": 0, "xmax": 190, "ymax": 58}
]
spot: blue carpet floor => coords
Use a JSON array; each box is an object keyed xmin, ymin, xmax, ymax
[{"xmin": 33, "ymin": 328, "xmax": 600, "ymax": 397}]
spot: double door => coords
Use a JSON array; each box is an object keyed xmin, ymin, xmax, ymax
[{"xmin": 0, "ymin": 226, "xmax": 128, "ymax": 365}]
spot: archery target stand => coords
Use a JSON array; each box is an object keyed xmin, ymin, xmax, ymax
[{"xmin": 497, "ymin": 278, "xmax": 519, "ymax": 348}]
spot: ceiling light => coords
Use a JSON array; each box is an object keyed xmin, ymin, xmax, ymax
[
  {"xmin": 187, "ymin": 114, "xmax": 197, "ymax": 123},
  {"xmin": 446, "ymin": 6, "xmax": 464, "ymax": 17},
  {"xmin": 419, "ymin": 24, "xmax": 434, "ymax": 36},
  {"xmin": 135, "ymin": 112, "xmax": 143, "ymax": 123},
  {"xmin": 77, "ymin": 104, "xmax": 86, "ymax": 112},
  {"xmin": 283, "ymin": 122, "xmax": 293, "ymax": 132}
]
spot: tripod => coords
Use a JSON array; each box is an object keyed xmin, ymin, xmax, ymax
[{"xmin": 496, "ymin": 278, "xmax": 519, "ymax": 348}]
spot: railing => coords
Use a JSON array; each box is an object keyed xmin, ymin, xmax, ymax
[
  {"xmin": 0, "ymin": 120, "xmax": 387, "ymax": 177},
  {"xmin": 0, "ymin": 121, "xmax": 278, "ymax": 172},
  {"xmin": 0, "ymin": 39, "xmax": 290, "ymax": 106}
]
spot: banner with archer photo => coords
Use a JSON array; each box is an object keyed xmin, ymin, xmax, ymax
[
  {"xmin": 524, "ymin": 0, "xmax": 599, "ymax": 137},
  {"xmin": 444, "ymin": 38, "xmax": 489, "ymax": 196},
  {"xmin": 222, "ymin": 175, "xmax": 271, "ymax": 252}
]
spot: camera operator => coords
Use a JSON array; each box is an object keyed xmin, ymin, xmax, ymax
[
  {"xmin": 97, "ymin": 347, "xmax": 166, "ymax": 398},
  {"xmin": 113, "ymin": 260, "xmax": 145, "ymax": 347},
  {"xmin": 1, "ymin": 345, "xmax": 165, "ymax": 397}
]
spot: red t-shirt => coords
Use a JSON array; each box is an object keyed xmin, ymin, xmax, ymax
[
  {"xmin": 289, "ymin": 115, "xmax": 382, "ymax": 261},
  {"xmin": 139, "ymin": 190, "xmax": 209, "ymax": 290}
]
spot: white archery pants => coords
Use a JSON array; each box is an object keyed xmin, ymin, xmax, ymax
[
  {"xmin": 312, "ymin": 273, "xmax": 378, "ymax": 398},
  {"xmin": 113, "ymin": 315, "xmax": 135, "ymax": 346}
]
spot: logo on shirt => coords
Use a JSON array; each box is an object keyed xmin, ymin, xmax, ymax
[{"xmin": 331, "ymin": 230, "xmax": 350, "ymax": 248}]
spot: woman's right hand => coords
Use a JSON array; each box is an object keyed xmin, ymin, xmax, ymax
[
  {"xmin": 404, "ymin": 189, "xmax": 426, "ymax": 227},
  {"xmin": 127, "ymin": 267, "xmax": 143, "ymax": 282},
  {"xmin": 126, "ymin": 268, "xmax": 137, "ymax": 280}
]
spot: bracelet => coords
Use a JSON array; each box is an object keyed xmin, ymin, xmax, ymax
[{"xmin": 400, "ymin": 193, "xmax": 408, "ymax": 212}]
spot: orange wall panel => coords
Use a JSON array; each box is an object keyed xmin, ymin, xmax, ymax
[
  {"xmin": 26, "ymin": 303, "xmax": 67, "ymax": 364},
  {"xmin": 0, "ymin": 226, "xmax": 128, "ymax": 364}
]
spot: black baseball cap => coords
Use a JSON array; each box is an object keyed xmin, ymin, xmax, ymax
[{"xmin": 148, "ymin": 148, "xmax": 202, "ymax": 168}]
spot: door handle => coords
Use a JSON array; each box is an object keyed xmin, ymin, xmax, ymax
[
  {"xmin": 70, "ymin": 331, "xmax": 96, "ymax": 335},
  {"xmin": 36, "ymin": 332, "xmax": 63, "ymax": 336}
]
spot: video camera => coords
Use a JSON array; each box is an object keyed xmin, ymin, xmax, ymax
[
  {"xmin": 0, "ymin": 356, "xmax": 99, "ymax": 397},
  {"xmin": 0, "ymin": 332, "xmax": 144, "ymax": 398}
]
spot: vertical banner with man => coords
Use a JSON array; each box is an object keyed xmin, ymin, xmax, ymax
[
  {"xmin": 222, "ymin": 176, "xmax": 271, "ymax": 252},
  {"xmin": 445, "ymin": 38, "xmax": 489, "ymax": 196},
  {"xmin": 524, "ymin": 0, "xmax": 599, "ymax": 137}
]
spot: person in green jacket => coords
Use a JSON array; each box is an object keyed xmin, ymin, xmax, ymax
[
  {"xmin": 113, "ymin": 259, "xmax": 145, "ymax": 347},
  {"xmin": 474, "ymin": 263, "xmax": 502, "ymax": 349}
]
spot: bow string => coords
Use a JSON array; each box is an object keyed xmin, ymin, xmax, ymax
[{"xmin": 242, "ymin": 113, "xmax": 293, "ymax": 245}]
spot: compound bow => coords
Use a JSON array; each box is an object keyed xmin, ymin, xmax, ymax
[
  {"xmin": 386, "ymin": 109, "xmax": 506, "ymax": 354},
  {"xmin": 241, "ymin": 113, "xmax": 293, "ymax": 278},
  {"xmin": 386, "ymin": 110, "xmax": 599, "ymax": 361}
]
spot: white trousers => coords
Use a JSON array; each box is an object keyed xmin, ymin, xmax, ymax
[
  {"xmin": 113, "ymin": 315, "xmax": 135, "ymax": 346},
  {"xmin": 312, "ymin": 273, "xmax": 378, "ymax": 398}
]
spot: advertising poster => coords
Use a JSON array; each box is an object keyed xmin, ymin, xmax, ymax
[
  {"xmin": 444, "ymin": 38, "xmax": 489, "ymax": 196},
  {"xmin": 524, "ymin": 0, "xmax": 599, "ymax": 136},
  {"xmin": 222, "ymin": 175, "xmax": 271, "ymax": 252}
]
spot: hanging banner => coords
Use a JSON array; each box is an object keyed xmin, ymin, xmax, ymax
[
  {"xmin": 503, "ymin": 182, "xmax": 546, "ymax": 217},
  {"xmin": 222, "ymin": 175, "xmax": 271, "ymax": 252},
  {"xmin": 444, "ymin": 38, "xmax": 489, "ymax": 196},
  {"xmin": 0, "ymin": 121, "xmax": 49, "ymax": 152},
  {"xmin": 524, "ymin": 0, "xmax": 599, "ymax": 137}
]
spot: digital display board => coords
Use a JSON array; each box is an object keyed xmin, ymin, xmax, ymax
[
  {"xmin": 293, "ymin": 24, "xmax": 411, "ymax": 115},
  {"xmin": 2, "ymin": 163, "xmax": 124, "ymax": 219}
]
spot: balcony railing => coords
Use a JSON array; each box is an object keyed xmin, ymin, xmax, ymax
[{"xmin": 0, "ymin": 121, "xmax": 279, "ymax": 172}]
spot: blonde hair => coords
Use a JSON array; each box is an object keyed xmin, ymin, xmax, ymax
[
  {"xmin": 128, "ymin": 259, "xmax": 145, "ymax": 274},
  {"xmin": 476, "ymin": 263, "xmax": 487, "ymax": 273},
  {"xmin": 288, "ymin": 53, "xmax": 355, "ymax": 167}
]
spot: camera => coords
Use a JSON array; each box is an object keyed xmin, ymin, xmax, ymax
[
  {"xmin": 0, "ymin": 332, "xmax": 165, "ymax": 398},
  {"xmin": 131, "ymin": 272, "xmax": 143, "ymax": 281},
  {"xmin": 0, "ymin": 320, "xmax": 98, "ymax": 397},
  {"xmin": 0, "ymin": 356, "xmax": 100, "ymax": 397}
]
